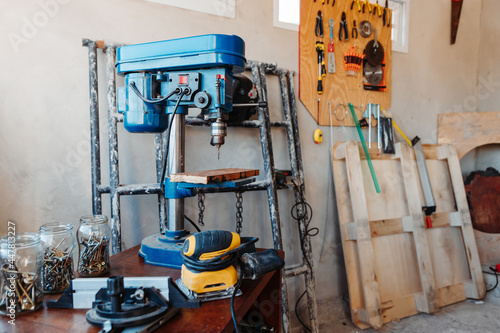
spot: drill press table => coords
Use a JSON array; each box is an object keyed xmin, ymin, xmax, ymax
[{"xmin": 2, "ymin": 245, "xmax": 283, "ymax": 333}]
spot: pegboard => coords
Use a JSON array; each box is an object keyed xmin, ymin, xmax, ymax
[{"xmin": 299, "ymin": 0, "xmax": 392, "ymax": 126}]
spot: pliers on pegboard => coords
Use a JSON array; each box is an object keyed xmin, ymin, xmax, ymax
[
  {"xmin": 352, "ymin": 20, "xmax": 358, "ymax": 39},
  {"xmin": 373, "ymin": 1, "xmax": 382, "ymax": 17},
  {"xmin": 339, "ymin": 12, "xmax": 348, "ymax": 41},
  {"xmin": 315, "ymin": 10, "xmax": 324, "ymax": 37},
  {"xmin": 350, "ymin": 0, "xmax": 361, "ymax": 12},
  {"xmin": 383, "ymin": 0, "xmax": 391, "ymax": 27},
  {"xmin": 362, "ymin": 0, "xmax": 372, "ymax": 13}
]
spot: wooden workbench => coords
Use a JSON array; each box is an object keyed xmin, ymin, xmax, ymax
[{"xmin": 1, "ymin": 245, "xmax": 283, "ymax": 333}]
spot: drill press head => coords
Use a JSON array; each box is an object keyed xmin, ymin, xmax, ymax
[{"xmin": 115, "ymin": 34, "xmax": 247, "ymax": 152}]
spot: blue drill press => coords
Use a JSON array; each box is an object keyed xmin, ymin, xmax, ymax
[{"xmin": 116, "ymin": 34, "xmax": 258, "ymax": 268}]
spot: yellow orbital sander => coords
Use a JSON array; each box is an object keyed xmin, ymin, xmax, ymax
[{"xmin": 176, "ymin": 230, "xmax": 284, "ymax": 302}]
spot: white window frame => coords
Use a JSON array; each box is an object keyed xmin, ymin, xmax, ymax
[
  {"xmin": 389, "ymin": 0, "xmax": 410, "ymax": 53},
  {"xmin": 273, "ymin": 0, "xmax": 299, "ymax": 31},
  {"xmin": 145, "ymin": 0, "xmax": 236, "ymax": 19}
]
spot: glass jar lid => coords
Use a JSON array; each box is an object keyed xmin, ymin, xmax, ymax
[
  {"xmin": 79, "ymin": 215, "xmax": 108, "ymax": 224},
  {"xmin": 1, "ymin": 232, "xmax": 41, "ymax": 249},
  {"xmin": 39, "ymin": 222, "xmax": 74, "ymax": 234}
]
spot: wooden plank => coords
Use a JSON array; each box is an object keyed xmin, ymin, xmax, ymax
[
  {"xmin": 299, "ymin": 0, "xmax": 392, "ymax": 126},
  {"xmin": 332, "ymin": 142, "xmax": 439, "ymax": 161},
  {"xmin": 368, "ymin": 212, "xmax": 454, "ymax": 238},
  {"xmin": 437, "ymin": 145, "xmax": 486, "ymax": 299},
  {"xmin": 343, "ymin": 141, "xmax": 383, "ymax": 328},
  {"xmin": 396, "ymin": 143, "xmax": 439, "ymax": 313},
  {"xmin": 332, "ymin": 144, "xmax": 370, "ymax": 330},
  {"xmin": 381, "ymin": 295, "xmax": 418, "ymax": 324},
  {"xmin": 437, "ymin": 283, "xmax": 467, "ymax": 307},
  {"xmin": 370, "ymin": 218, "xmax": 404, "ymax": 237},
  {"xmin": 170, "ymin": 168, "xmax": 259, "ymax": 185},
  {"xmin": 437, "ymin": 111, "xmax": 500, "ymax": 159}
]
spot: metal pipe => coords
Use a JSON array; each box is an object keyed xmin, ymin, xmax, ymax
[
  {"xmin": 282, "ymin": 71, "xmax": 318, "ymax": 332},
  {"xmin": 105, "ymin": 44, "xmax": 121, "ymax": 255},
  {"xmin": 285, "ymin": 263, "xmax": 309, "ymax": 277},
  {"xmin": 250, "ymin": 62, "xmax": 290, "ymax": 333},
  {"xmin": 167, "ymin": 112, "xmax": 186, "ymax": 231},
  {"xmin": 83, "ymin": 39, "xmax": 102, "ymax": 215},
  {"xmin": 155, "ymin": 133, "xmax": 167, "ymax": 234}
]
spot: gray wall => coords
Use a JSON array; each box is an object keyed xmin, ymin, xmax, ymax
[
  {"xmin": 461, "ymin": 0, "xmax": 500, "ymax": 176},
  {"xmin": 0, "ymin": 0, "xmax": 491, "ymax": 307}
]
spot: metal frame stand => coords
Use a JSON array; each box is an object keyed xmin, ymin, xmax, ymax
[{"xmin": 82, "ymin": 40, "xmax": 318, "ymax": 333}]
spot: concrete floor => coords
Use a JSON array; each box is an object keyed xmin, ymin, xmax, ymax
[
  {"xmin": 313, "ymin": 299, "xmax": 500, "ymax": 333},
  {"xmin": 293, "ymin": 287, "xmax": 500, "ymax": 333}
]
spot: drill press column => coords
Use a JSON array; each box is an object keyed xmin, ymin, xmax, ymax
[{"xmin": 167, "ymin": 112, "xmax": 185, "ymax": 231}]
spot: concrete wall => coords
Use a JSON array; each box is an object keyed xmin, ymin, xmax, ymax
[
  {"xmin": 0, "ymin": 0, "xmax": 487, "ymax": 310},
  {"xmin": 478, "ymin": 0, "xmax": 500, "ymax": 112},
  {"xmin": 460, "ymin": 0, "xmax": 500, "ymax": 177}
]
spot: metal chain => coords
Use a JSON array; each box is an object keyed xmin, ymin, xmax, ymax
[
  {"xmin": 235, "ymin": 192, "xmax": 243, "ymax": 234},
  {"xmin": 197, "ymin": 193, "xmax": 205, "ymax": 226}
]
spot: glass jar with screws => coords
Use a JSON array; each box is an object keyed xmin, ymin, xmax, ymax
[
  {"xmin": 39, "ymin": 223, "xmax": 77, "ymax": 294},
  {"xmin": 0, "ymin": 232, "xmax": 44, "ymax": 316},
  {"xmin": 77, "ymin": 215, "xmax": 111, "ymax": 277}
]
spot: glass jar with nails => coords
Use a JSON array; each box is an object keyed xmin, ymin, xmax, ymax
[
  {"xmin": 0, "ymin": 232, "xmax": 44, "ymax": 316},
  {"xmin": 39, "ymin": 222, "xmax": 77, "ymax": 293},
  {"xmin": 77, "ymin": 215, "xmax": 111, "ymax": 277}
]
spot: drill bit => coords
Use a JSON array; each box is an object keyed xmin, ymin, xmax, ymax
[{"xmin": 218, "ymin": 146, "xmax": 220, "ymax": 159}]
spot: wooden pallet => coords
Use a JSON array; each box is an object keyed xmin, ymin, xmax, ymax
[{"xmin": 331, "ymin": 142, "xmax": 485, "ymax": 329}]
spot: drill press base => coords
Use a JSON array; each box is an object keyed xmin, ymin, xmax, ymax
[{"xmin": 139, "ymin": 230, "xmax": 190, "ymax": 269}]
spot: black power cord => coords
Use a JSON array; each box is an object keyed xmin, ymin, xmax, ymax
[
  {"xmin": 291, "ymin": 180, "xmax": 319, "ymax": 332},
  {"xmin": 130, "ymin": 82, "xmax": 179, "ymax": 104},
  {"xmin": 160, "ymin": 88, "xmax": 188, "ymax": 191},
  {"xmin": 231, "ymin": 272, "xmax": 243, "ymax": 333},
  {"xmin": 184, "ymin": 215, "xmax": 201, "ymax": 232},
  {"xmin": 483, "ymin": 266, "xmax": 499, "ymax": 292}
]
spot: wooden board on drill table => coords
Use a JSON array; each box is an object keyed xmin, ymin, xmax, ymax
[
  {"xmin": 331, "ymin": 142, "xmax": 485, "ymax": 329},
  {"xmin": 170, "ymin": 168, "xmax": 259, "ymax": 185},
  {"xmin": 299, "ymin": 0, "xmax": 392, "ymax": 126}
]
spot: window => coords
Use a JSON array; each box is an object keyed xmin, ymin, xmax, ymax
[
  {"xmin": 274, "ymin": 0, "xmax": 300, "ymax": 31},
  {"xmin": 389, "ymin": 0, "xmax": 410, "ymax": 53},
  {"xmin": 146, "ymin": 0, "xmax": 235, "ymax": 18}
]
